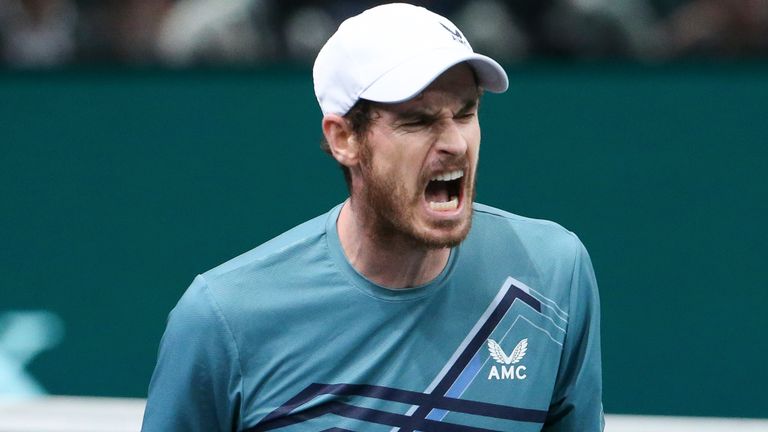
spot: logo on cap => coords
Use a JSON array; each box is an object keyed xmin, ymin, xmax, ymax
[{"xmin": 439, "ymin": 22, "xmax": 468, "ymax": 46}]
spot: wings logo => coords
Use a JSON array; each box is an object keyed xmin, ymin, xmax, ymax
[{"xmin": 487, "ymin": 338, "xmax": 528, "ymax": 380}]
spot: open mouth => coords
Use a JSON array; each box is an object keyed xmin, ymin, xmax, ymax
[{"xmin": 424, "ymin": 169, "xmax": 464, "ymax": 211}]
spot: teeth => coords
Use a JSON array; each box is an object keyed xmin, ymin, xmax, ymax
[
  {"xmin": 430, "ymin": 170, "xmax": 464, "ymax": 182},
  {"xmin": 429, "ymin": 197, "xmax": 459, "ymax": 211}
]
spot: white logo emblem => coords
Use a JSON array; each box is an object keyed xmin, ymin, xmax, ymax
[{"xmin": 486, "ymin": 338, "xmax": 528, "ymax": 380}]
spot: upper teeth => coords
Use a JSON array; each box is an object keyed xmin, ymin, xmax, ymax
[{"xmin": 431, "ymin": 170, "xmax": 464, "ymax": 182}]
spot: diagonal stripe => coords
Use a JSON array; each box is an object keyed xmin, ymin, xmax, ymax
[
  {"xmin": 249, "ymin": 399, "xmax": 334, "ymax": 431},
  {"xmin": 329, "ymin": 402, "xmax": 503, "ymax": 432},
  {"xmin": 403, "ymin": 278, "xmax": 541, "ymax": 431},
  {"xmin": 257, "ymin": 382, "xmax": 326, "ymax": 425},
  {"xmin": 506, "ymin": 276, "xmax": 569, "ymax": 325},
  {"xmin": 251, "ymin": 278, "xmax": 546, "ymax": 432},
  {"xmin": 422, "ymin": 278, "xmax": 515, "ymax": 395},
  {"xmin": 248, "ymin": 383, "xmax": 547, "ymax": 431}
]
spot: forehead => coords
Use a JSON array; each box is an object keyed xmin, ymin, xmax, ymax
[{"xmin": 383, "ymin": 64, "xmax": 480, "ymax": 113}]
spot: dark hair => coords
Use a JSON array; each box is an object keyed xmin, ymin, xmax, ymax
[{"xmin": 320, "ymin": 98, "xmax": 380, "ymax": 192}]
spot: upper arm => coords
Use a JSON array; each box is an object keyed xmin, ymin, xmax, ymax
[
  {"xmin": 543, "ymin": 237, "xmax": 604, "ymax": 431},
  {"xmin": 142, "ymin": 274, "xmax": 243, "ymax": 432}
]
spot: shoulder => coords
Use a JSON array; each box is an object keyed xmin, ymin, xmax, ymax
[
  {"xmin": 204, "ymin": 206, "xmax": 336, "ymax": 282},
  {"xmin": 471, "ymin": 202, "xmax": 583, "ymax": 255},
  {"xmin": 468, "ymin": 203, "xmax": 597, "ymax": 330},
  {"xmin": 175, "ymin": 206, "xmax": 339, "ymax": 321},
  {"xmin": 467, "ymin": 202, "xmax": 588, "ymax": 307}
]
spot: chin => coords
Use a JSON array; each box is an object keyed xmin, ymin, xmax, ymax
[{"xmin": 414, "ymin": 212, "xmax": 473, "ymax": 249}]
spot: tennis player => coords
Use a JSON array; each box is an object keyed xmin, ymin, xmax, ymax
[{"xmin": 142, "ymin": 4, "xmax": 603, "ymax": 431}]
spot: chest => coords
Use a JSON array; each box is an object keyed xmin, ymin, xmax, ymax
[{"xmin": 240, "ymin": 277, "xmax": 566, "ymax": 431}]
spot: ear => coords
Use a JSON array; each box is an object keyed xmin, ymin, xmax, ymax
[{"xmin": 322, "ymin": 114, "xmax": 360, "ymax": 168}]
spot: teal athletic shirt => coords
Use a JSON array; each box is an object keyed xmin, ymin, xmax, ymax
[{"xmin": 142, "ymin": 202, "xmax": 603, "ymax": 432}]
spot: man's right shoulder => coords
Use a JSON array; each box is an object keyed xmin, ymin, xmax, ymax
[{"xmin": 204, "ymin": 207, "xmax": 337, "ymax": 282}]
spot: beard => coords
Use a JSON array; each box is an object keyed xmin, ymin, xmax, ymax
[{"xmin": 355, "ymin": 143, "xmax": 475, "ymax": 249}]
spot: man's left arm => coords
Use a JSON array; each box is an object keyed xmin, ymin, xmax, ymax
[{"xmin": 543, "ymin": 236, "xmax": 604, "ymax": 431}]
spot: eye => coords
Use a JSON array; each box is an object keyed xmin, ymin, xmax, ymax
[
  {"xmin": 455, "ymin": 112, "xmax": 476, "ymax": 122},
  {"xmin": 399, "ymin": 117, "xmax": 432, "ymax": 129}
]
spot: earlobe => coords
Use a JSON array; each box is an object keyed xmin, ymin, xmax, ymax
[{"xmin": 322, "ymin": 114, "xmax": 359, "ymax": 167}]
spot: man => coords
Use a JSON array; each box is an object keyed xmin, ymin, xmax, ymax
[{"xmin": 142, "ymin": 4, "xmax": 603, "ymax": 432}]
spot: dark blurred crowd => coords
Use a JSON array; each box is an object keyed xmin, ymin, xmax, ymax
[{"xmin": 2, "ymin": 0, "xmax": 767, "ymax": 68}]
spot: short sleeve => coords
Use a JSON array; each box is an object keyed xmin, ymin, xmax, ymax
[
  {"xmin": 142, "ymin": 274, "xmax": 242, "ymax": 432},
  {"xmin": 543, "ymin": 237, "xmax": 604, "ymax": 431}
]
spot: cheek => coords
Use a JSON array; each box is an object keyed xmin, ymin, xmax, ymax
[
  {"xmin": 374, "ymin": 134, "xmax": 423, "ymax": 173},
  {"xmin": 466, "ymin": 124, "xmax": 481, "ymax": 159}
]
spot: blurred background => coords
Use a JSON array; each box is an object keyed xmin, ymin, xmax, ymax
[
  {"xmin": 1, "ymin": 0, "xmax": 768, "ymax": 67},
  {"xmin": 1, "ymin": 0, "xmax": 767, "ymax": 427}
]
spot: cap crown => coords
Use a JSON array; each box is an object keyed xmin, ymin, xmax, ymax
[{"xmin": 314, "ymin": 4, "xmax": 502, "ymax": 115}]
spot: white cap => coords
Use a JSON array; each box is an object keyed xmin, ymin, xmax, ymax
[{"xmin": 313, "ymin": 3, "xmax": 509, "ymax": 115}]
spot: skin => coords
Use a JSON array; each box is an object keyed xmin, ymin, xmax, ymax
[{"xmin": 322, "ymin": 64, "xmax": 481, "ymax": 289}]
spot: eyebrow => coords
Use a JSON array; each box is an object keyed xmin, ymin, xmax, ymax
[
  {"xmin": 395, "ymin": 97, "xmax": 479, "ymax": 121},
  {"xmin": 455, "ymin": 98, "xmax": 479, "ymax": 115}
]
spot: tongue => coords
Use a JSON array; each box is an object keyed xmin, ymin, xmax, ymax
[{"xmin": 425, "ymin": 181, "xmax": 450, "ymax": 203}]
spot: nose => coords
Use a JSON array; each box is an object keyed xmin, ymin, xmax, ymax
[{"xmin": 433, "ymin": 119, "xmax": 469, "ymax": 157}]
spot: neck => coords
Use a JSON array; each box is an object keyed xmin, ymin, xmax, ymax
[{"xmin": 336, "ymin": 200, "xmax": 450, "ymax": 289}]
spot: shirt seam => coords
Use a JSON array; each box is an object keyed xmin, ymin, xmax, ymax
[
  {"xmin": 547, "ymin": 232, "xmax": 580, "ymax": 421},
  {"xmin": 199, "ymin": 273, "xmax": 245, "ymax": 431},
  {"xmin": 473, "ymin": 206, "xmax": 573, "ymax": 235}
]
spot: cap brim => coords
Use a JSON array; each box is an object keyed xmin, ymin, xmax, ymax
[{"xmin": 359, "ymin": 49, "xmax": 508, "ymax": 104}]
